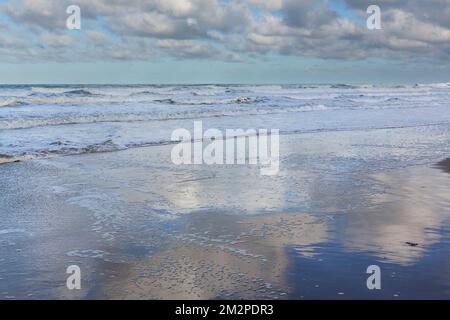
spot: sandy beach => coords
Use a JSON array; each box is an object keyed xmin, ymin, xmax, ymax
[{"xmin": 1, "ymin": 123, "xmax": 450, "ymax": 299}]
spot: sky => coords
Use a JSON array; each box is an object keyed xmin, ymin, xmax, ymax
[{"xmin": 0, "ymin": 0, "xmax": 449, "ymax": 84}]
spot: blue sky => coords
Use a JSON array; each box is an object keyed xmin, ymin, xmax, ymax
[{"xmin": 0, "ymin": 0, "xmax": 449, "ymax": 84}]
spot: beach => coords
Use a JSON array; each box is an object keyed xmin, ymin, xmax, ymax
[{"xmin": 1, "ymin": 84, "xmax": 450, "ymax": 299}]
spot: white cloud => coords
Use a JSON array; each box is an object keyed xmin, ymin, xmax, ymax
[{"xmin": 0, "ymin": 0, "xmax": 449, "ymax": 63}]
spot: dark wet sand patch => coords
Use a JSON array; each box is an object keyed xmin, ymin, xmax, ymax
[{"xmin": 435, "ymin": 158, "xmax": 450, "ymax": 174}]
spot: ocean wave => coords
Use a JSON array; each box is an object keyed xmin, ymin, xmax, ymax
[
  {"xmin": 153, "ymin": 96, "xmax": 267, "ymax": 105},
  {"xmin": 48, "ymin": 139, "xmax": 123, "ymax": 155},
  {"xmin": 385, "ymin": 97, "xmax": 402, "ymax": 102},
  {"xmin": 0, "ymin": 139, "xmax": 175, "ymax": 165},
  {"xmin": 2, "ymin": 95, "xmax": 151, "ymax": 107},
  {"xmin": 129, "ymin": 90, "xmax": 160, "ymax": 97},
  {"xmin": 0, "ymin": 104, "xmax": 332, "ymax": 130},
  {"xmin": 330, "ymin": 84, "xmax": 357, "ymax": 89},
  {"xmin": 0, "ymin": 99, "xmax": 29, "ymax": 107},
  {"xmin": 2, "ymin": 83, "xmax": 447, "ymax": 109},
  {"xmin": 2, "ymin": 91, "xmax": 263, "ymax": 107},
  {"xmin": 416, "ymin": 83, "xmax": 450, "ymax": 89},
  {"xmin": 153, "ymin": 98, "xmax": 177, "ymax": 104},
  {"xmin": 0, "ymin": 154, "xmax": 33, "ymax": 164},
  {"xmin": 62, "ymin": 89, "xmax": 98, "ymax": 96},
  {"xmin": 29, "ymin": 89, "xmax": 100, "ymax": 98}
]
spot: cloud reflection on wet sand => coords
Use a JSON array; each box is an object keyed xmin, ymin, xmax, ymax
[
  {"xmin": 342, "ymin": 164, "xmax": 450, "ymax": 266},
  {"xmin": 99, "ymin": 212, "xmax": 328, "ymax": 299}
]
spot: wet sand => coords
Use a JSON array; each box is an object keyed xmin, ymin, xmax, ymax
[
  {"xmin": 1, "ymin": 128, "xmax": 450, "ymax": 300},
  {"xmin": 436, "ymin": 158, "xmax": 450, "ymax": 174},
  {"xmin": 98, "ymin": 212, "xmax": 326, "ymax": 299}
]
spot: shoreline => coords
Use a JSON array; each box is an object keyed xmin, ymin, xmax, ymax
[{"xmin": 1, "ymin": 120, "xmax": 450, "ymax": 168}]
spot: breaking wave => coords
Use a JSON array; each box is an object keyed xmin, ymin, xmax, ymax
[
  {"xmin": 62, "ymin": 89, "xmax": 98, "ymax": 96},
  {"xmin": 0, "ymin": 99, "xmax": 29, "ymax": 108},
  {"xmin": 0, "ymin": 104, "xmax": 331, "ymax": 129}
]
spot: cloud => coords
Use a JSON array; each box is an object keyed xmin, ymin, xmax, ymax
[
  {"xmin": 155, "ymin": 39, "xmax": 224, "ymax": 59},
  {"xmin": 0, "ymin": 0, "xmax": 449, "ymax": 64},
  {"xmin": 40, "ymin": 32, "xmax": 76, "ymax": 47}
]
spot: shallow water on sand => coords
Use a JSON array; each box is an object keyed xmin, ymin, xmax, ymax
[{"xmin": 1, "ymin": 124, "xmax": 450, "ymax": 299}]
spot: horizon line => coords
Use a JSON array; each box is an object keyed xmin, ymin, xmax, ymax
[{"xmin": 0, "ymin": 81, "xmax": 448, "ymax": 86}]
